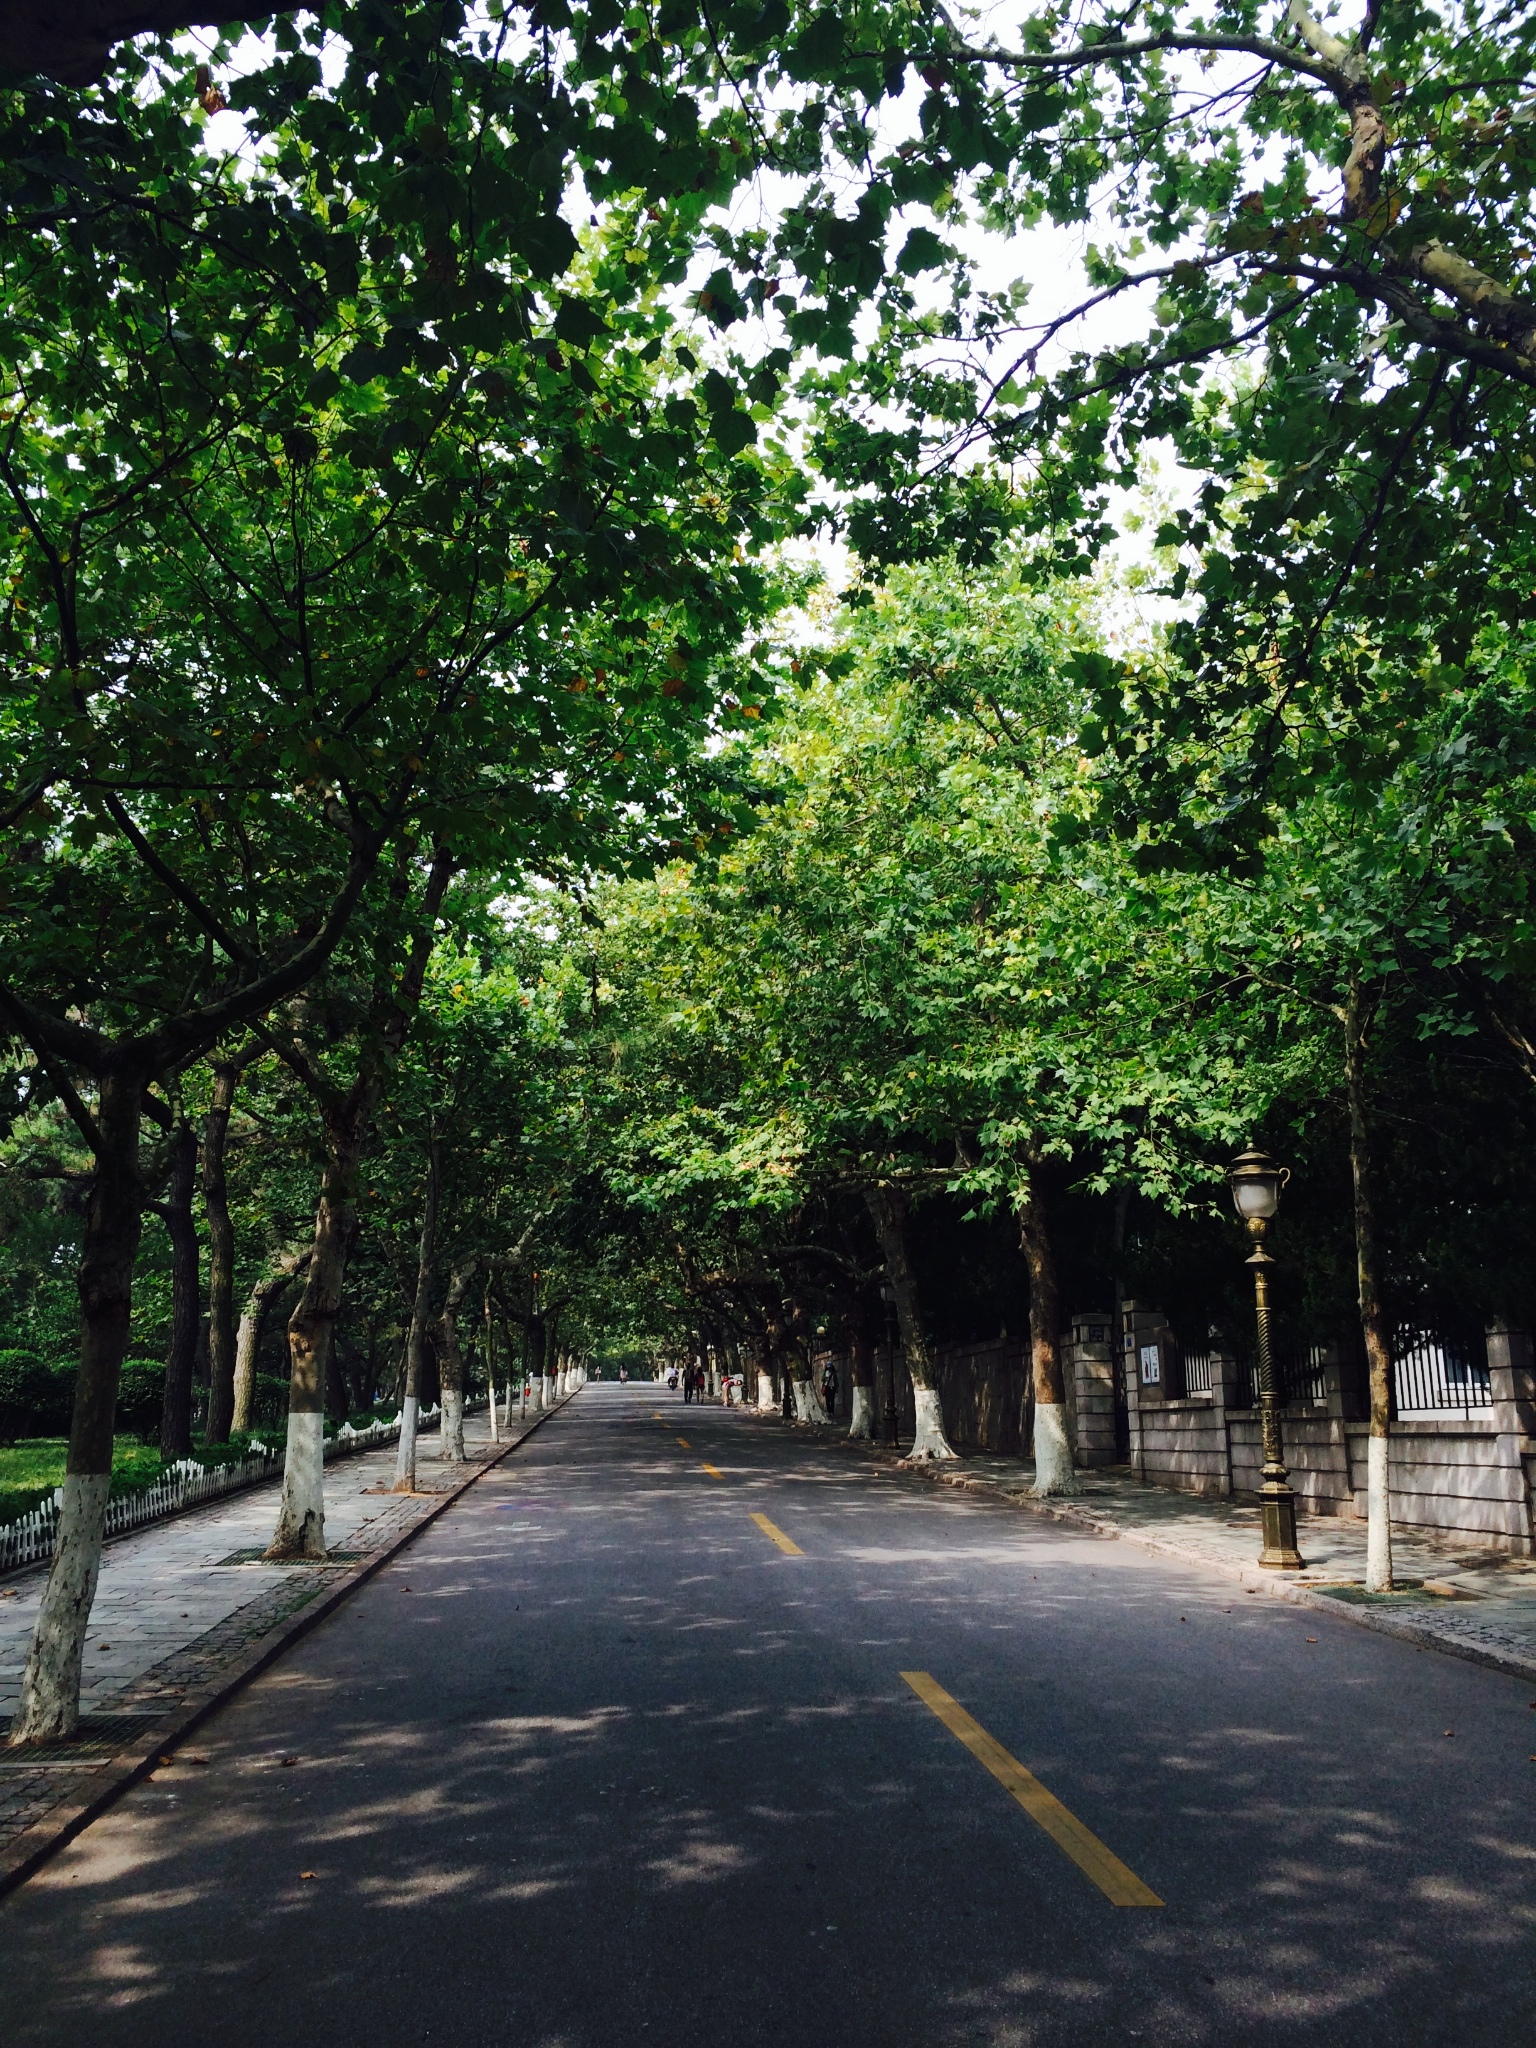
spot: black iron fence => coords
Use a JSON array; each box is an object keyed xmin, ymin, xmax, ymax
[
  {"xmin": 1391, "ymin": 1324, "xmax": 1492, "ymax": 1419},
  {"xmin": 1232, "ymin": 1343, "xmax": 1331, "ymax": 1412}
]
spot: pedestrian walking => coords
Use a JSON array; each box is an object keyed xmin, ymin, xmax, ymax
[
  {"xmin": 683, "ymin": 1367, "xmax": 693, "ymax": 1404},
  {"xmin": 820, "ymin": 1359, "xmax": 839, "ymax": 1418}
]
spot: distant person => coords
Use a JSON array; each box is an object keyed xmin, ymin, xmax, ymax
[
  {"xmin": 821, "ymin": 1360, "xmax": 839, "ymax": 1418},
  {"xmin": 619, "ymin": 1364, "xmax": 629, "ymax": 1384},
  {"xmin": 683, "ymin": 1367, "xmax": 693, "ymax": 1404}
]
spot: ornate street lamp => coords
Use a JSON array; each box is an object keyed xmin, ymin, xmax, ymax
[
  {"xmin": 1228, "ymin": 1146, "xmax": 1303, "ymax": 1570},
  {"xmin": 879, "ymin": 1283, "xmax": 901, "ymax": 1448}
]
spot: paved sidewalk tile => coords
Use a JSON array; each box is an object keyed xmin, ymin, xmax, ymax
[{"xmin": 0, "ymin": 1408, "xmax": 540, "ymax": 1856}]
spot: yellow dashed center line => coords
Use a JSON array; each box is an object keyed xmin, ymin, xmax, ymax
[
  {"xmin": 749, "ymin": 1511, "xmax": 803, "ymax": 1556},
  {"xmin": 676, "ymin": 1435, "xmax": 691, "ymax": 1449},
  {"xmin": 900, "ymin": 1673, "xmax": 1162, "ymax": 1907},
  {"xmin": 701, "ymin": 1462, "xmax": 723, "ymax": 1478}
]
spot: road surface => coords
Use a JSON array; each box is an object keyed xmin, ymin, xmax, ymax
[{"xmin": 4, "ymin": 1383, "xmax": 1533, "ymax": 2046}]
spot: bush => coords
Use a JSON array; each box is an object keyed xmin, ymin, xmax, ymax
[
  {"xmin": 116, "ymin": 1357, "xmax": 166, "ymax": 1438},
  {"xmin": 0, "ymin": 1350, "xmax": 72, "ymax": 1443}
]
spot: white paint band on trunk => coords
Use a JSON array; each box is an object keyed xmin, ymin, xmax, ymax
[
  {"xmin": 908, "ymin": 1385, "xmax": 959, "ymax": 1460},
  {"xmin": 848, "ymin": 1384, "xmax": 873, "ymax": 1438},
  {"xmin": 394, "ymin": 1394, "xmax": 420, "ymax": 1490},
  {"xmin": 269, "ymin": 1410, "xmax": 327, "ymax": 1556},
  {"xmin": 10, "ymin": 1470, "xmax": 112, "ymax": 1744},
  {"xmin": 1031, "ymin": 1401, "xmax": 1079, "ymax": 1496},
  {"xmin": 1365, "ymin": 1431, "xmax": 1393, "ymax": 1593},
  {"xmin": 439, "ymin": 1386, "xmax": 466, "ymax": 1461}
]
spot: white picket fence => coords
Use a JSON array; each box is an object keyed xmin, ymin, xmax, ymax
[{"xmin": 0, "ymin": 1400, "xmax": 463, "ymax": 1578}]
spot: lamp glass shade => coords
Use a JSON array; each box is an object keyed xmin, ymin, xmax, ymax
[{"xmin": 1229, "ymin": 1148, "xmax": 1282, "ymax": 1221}]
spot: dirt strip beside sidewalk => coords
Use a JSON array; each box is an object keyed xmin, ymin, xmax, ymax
[{"xmin": 0, "ymin": 1393, "xmax": 576, "ymax": 1901}]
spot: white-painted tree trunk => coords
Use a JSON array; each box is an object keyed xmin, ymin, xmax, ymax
[
  {"xmin": 268, "ymin": 1411, "xmax": 327, "ymax": 1556},
  {"xmin": 757, "ymin": 1373, "xmax": 778, "ymax": 1412},
  {"xmin": 791, "ymin": 1379, "xmax": 832, "ymax": 1425},
  {"xmin": 1031, "ymin": 1402, "xmax": 1079, "ymax": 1496},
  {"xmin": 542, "ymin": 1373, "xmax": 554, "ymax": 1407},
  {"xmin": 394, "ymin": 1394, "xmax": 421, "ymax": 1490},
  {"xmin": 487, "ymin": 1369, "xmax": 499, "ymax": 1443},
  {"xmin": 1365, "ymin": 1432, "xmax": 1393, "ymax": 1592},
  {"xmin": 9, "ymin": 1472, "xmax": 111, "ymax": 1744},
  {"xmin": 438, "ymin": 1385, "xmax": 466, "ymax": 1461},
  {"xmin": 849, "ymin": 1385, "xmax": 874, "ymax": 1439},
  {"xmin": 907, "ymin": 1384, "xmax": 959, "ymax": 1460}
]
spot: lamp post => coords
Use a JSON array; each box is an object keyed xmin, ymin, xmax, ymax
[
  {"xmin": 879, "ymin": 1283, "xmax": 900, "ymax": 1448},
  {"xmin": 1228, "ymin": 1145, "xmax": 1303, "ymax": 1571}
]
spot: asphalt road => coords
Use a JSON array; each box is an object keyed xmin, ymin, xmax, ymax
[{"xmin": 4, "ymin": 1384, "xmax": 1534, "ymax": 2047}]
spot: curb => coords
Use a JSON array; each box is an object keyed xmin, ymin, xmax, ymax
[
  {"xmin": 0, "ymin": 1391, "xmax": 579, "ymax": 1902},
  {"xmin": 751, "ymin": 1409, "xmax": 1536, "ymax": 1686}
]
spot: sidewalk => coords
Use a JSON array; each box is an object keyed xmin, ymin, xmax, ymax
[
  {"xmin": 793, "ymin": 1418, "xmax": 1536, "ymax": 1682},
  {"xmin": 0, "ymin": 1401, "xmax": 560, "ymax": 1883}
]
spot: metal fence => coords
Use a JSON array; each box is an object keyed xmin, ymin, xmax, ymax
[
  {"xmin": 1181, "ymin": 1348, "xmax": 1215, "ymax": 1397},
  {"xmin": 1233, "ymin": 1344, "xmax": 1331, "ymax": 1411},
  {"xmin": 1391, "ymin": 1325, "xmax": 1492, "ymax": 1419}
]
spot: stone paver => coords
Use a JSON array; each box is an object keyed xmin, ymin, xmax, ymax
[
  {"xmin": 0, "ymin": 1406, "xmax": 546, "ymax": 1856},
  {"xmin": 782, "ymin": 1413, "xmax": 1536, "ymax": 1677}
]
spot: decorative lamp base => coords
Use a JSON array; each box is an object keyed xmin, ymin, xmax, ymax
[{"xmin": 1257, "ymin": 1483, "xmax": 1305, "ymax": 1570}]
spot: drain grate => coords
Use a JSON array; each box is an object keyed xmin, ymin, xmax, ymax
[
  {"xmin": 215, "ymin": 1548, "xmax": 365, "ymax": 1568},
  {"xmin": 0, "ymin": 1712, "xmax": 165, "ymax": 1768}
]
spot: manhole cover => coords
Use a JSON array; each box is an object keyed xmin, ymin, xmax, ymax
[
  {"xmin": 0, "ymin": 1713, "xmax": 164, "ymax": 1768},
  {"xmin": 215, "ymin": 1549, "xmax": 365, "ymax": 1568}
]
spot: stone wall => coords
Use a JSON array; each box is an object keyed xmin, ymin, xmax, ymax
[{"xmin": 1122, "ymin": 1313, "xmax": 1536, "ymax": 1554}]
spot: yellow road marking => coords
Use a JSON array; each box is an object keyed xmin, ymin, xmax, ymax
[
  {"xmin": 900, "ymin": 1672, "xmax": 1162, "ymax": 1908},
  {"xmin": 701, "ymin": 1462, "xmax": 724, "ymax": 1478},
  {"xmin": 749, "ymin": 1511, "xmax": 803, "ymax": 1556},
  {"xmin": 676, "ymin": 1435, "xmax": 691, "ymax": 1449}
]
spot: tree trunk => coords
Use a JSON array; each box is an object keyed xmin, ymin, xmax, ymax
[
  {"xmin": 527, "ymin": 1312, "xmax": 547, "ymax": 1410},
  {"xmin": 784, "ymin": 1296, "xmax": 829, "ymax": 1424},
  {"xmin": 232, "ymin": 1249, "xmax": 308, "ymax": 1434},
  {"xmin": 434, "ymin": 1257, "xmax": 477, "ymax": 1462},
  {"xmin": 202, "ymin": 1057, "xmax": 243, "ymax": 1444},
  {"xmin": 1016, "ymin": 1176, "xmax": 1078, "ymax": 1496},
  {"xmin": 269, "ymin": 842, "xmax": 455, "ymax": 1554},
  {"xmin": 846, "ymin": 1290, "xmax": 875, "ymax": 1438},
  {"xmin": 10, "ymin": 1070, "xmax": 145, "ymax": 1745},
  {"xmin": 1346, "ymin": 972, "xmax": 1394, "ymax": 1594},
  {"xmin": 484, "ymin": 1291, "xmax": 500, "ymax": 1444},
  {"xmin": 395, "ymin": 1135, "xmax": 441, "ymax": 1491},
  {"xmin": 267, "ymin": 1104, "xmax": 364, "ymax": 1558},
  {"xmin": 865, "ymin": 1185, "xmax": 956, "ymax": 1459},
  {"xmin": 156, "ymin": 1121, "xmax": 200, "ymax": 1463}
]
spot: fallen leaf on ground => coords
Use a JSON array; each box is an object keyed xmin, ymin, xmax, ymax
[
  {"xmin": 1306, "ymin": 1637, "xmax": 1318, "ymax": 1643},
  {"xmin": 1444, "ymin": 1730, "xmax": 1455, "ymax": 1737},
  {"xmin": 280, "ymin": 1756, "xmax": 300, "ymax": 1767},
  {"xmin": 188, "ymin": 1756, "xmax": 209, "ymax": 1765},
  {"xmin": 300, "ymin": 1871, "xmax": 318, "ymax": 1881}
]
